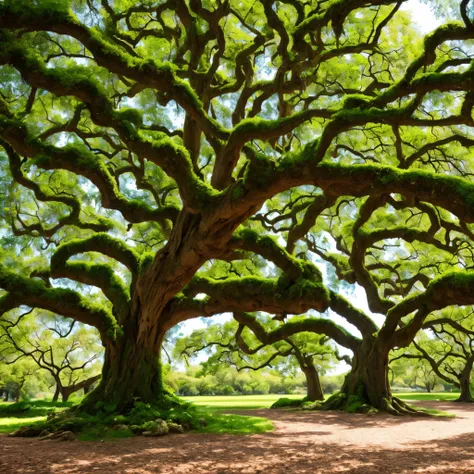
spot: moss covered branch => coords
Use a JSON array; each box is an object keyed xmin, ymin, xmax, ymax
[{"xmin": 0, "ymin": 265, "xmax": 119, "ymax": 341}]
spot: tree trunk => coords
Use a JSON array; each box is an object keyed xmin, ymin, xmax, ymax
[
  {"xmin": 325, "ymin": 340, "xmax": 419, "ymax": 414},
  {"xmin": 456, "ymin": 359, "xmax": 474, "ymax": 403},
  {"xmin": 303, "ymin": 365, "xmax": 324, "ymax": 402},
  {"xmin": 81, "ymin": 330, "xmax": 167, "ymax": 413},
  {"xmin": 52, "ymin": 384, "xmax": 60, "ymax": 403},
  {"xmin": 341, "ymin": 341, "xmax": 391, "ymax": 409},
  {"xmin": 61, "ymin": 375, "xmax": 101, "ymax": 402}
]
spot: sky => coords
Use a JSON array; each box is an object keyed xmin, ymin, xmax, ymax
[
  {"xmin": 175, "ymin": 0, "xmax": 444, "ymax": 374},
  {"xmin": 404, "ymin": 0, "xmax": 440, "ymax": 33}
]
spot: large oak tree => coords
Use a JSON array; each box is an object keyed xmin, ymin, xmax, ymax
[{"xmin": 1, "ymin": 0, "xmax": 474, "ymax": 414}]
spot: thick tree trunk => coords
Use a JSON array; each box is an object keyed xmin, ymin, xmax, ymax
[
  {"xmin": 303, "ymin": 365, "xmax": 324, "ymax": 402},
  {"xmin": 341, "ymin": 341, "xmax": 391, "ymax": 409},
  {"xmin": 82, "ymin": 330, "xmax": 167, "ymax": 412},
  {"xmin": 325, "ymin": 340, "xmax": 420, "ymax": 414}
]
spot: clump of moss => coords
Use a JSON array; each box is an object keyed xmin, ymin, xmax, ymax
[
  {"xmin": 270, "ymin": 397, "xmax": 308, "ymax": 409},
  {"xmin": 7, "ymin": 395, "xmax": 274, "ymax": 440}
]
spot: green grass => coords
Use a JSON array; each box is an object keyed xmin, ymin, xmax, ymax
[
  {"xmin": 395, "ymin": 392, "xmax": 460, "ymax": 401},
  {"xmin": 0, "ymin": 416, "xmax": 46, "ymax": 434},
  {"xmin": 0, "ymin": 400, "xmax": 75, "ymax": 436},
  {"xmin": 186, "ymin": 392, "xmax": 461, "ymax": 408},
  {"xmin": 185, "ymin": 394, "xmax": 302, "ymax": 409},
  {"xmin": 0, "ymin": 400, "xmax": 73, "ymax": 417},
  {"xmin": 196, "ymin": 411, "xmax": 273, "ymax": 434}
]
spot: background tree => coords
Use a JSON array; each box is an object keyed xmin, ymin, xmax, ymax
[
  {"xmin": 0, "ymin": 309, "xmax": 103, "ymax": 402},
  {"xmin": 165, "ymin": 362, "xmax": 303, "ymax": 396},
  {"xmin": 174, "ymin": 318, "xmax": 337, "ymax": 401},
  {"xmin": 0, "ymin": 358, "xmax": 40, "ymax": 402},
  {"xmin": 0, "ymin": 0, "xmax": 474, "ymax": 416},
  {"xmin": 393, "ymin": 308, "xmax": 474, "ymax": 402}
]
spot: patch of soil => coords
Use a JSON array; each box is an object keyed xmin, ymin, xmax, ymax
[{"xmin": 1, "ymin": 401, "xmax": 474, "ymax": 474}]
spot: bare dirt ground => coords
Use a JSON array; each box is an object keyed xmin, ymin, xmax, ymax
[{"xmin": 1, "ymin": 401, "xmax": 474, "ymax": 474}]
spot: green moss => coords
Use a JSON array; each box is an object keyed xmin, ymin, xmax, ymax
[
  {"xmin": 243, "ymin": 153, "xmax": 277, "ymax": 188},
  {"xmin": 279, "ymin": 139, "xmax": 320, "ymax": 170},
  {"xmin": 288, "ymin": 277, "xmax": 328, "ymax": 302},
  {"xmin": 231, "ymin": 116, "xmax": 289, "ymax": 140},
  {"xmin": 231, "ymin": 183, "xmax": 245, "ymax": 200},
  {"xmin": 343, "ymin": 94, "xmax": 371, "ymax": 109},
  {"xmin": 0, "ymin": 264, "xmax": 119, "ymax": 339},
  {"xmin": 270, "ymin": 397, "xmax": 308, "ymax": 409},
  {"xmin": 52, "ymin": 234, "xmax": 139, "ymax": 273},
  {"xmin": 139, "ymin": 253, "xmax": 154, "ymax": 274},
  {"xmin": 115, "ymin": 108, "xmax": 143, "ymax": 126},
  {"xmin": 1, "ymin": 0, "xmax": 72, "ymax": 21}
]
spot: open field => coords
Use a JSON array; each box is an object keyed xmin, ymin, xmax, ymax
[
  {"xmin": 1, "ymin": 400, "xmax": 473, "ymax": 473},
  {"xmin": 185, "ymin": 392, "xmax": 460, "ymax": 408},
  {"xmin": 184, "ymin": 393, "xmax": 302, "ymax": 408}
]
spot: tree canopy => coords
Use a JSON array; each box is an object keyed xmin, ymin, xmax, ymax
[{"xmin": 0, "ymin": 0, "xmax": 474, "ymax": 415}]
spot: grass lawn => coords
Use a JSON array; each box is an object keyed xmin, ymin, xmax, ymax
[
  {"xmin": 395, "ymin": 392, "xmax": 460, "ymax": 402},
  {"xmin": 0, "ymin": 416, "xmax": 46, "ymax": 434},
  {"xmin": 0, "ymin": 400, "xmax": 75, "ymax": 435},
  {"xmin": 186, "ymin": 392, "xmax": 461, "ymax": 408},
  {"xmin": 185, "ymin": 394, "xmax": 302, "ymax": 409}
]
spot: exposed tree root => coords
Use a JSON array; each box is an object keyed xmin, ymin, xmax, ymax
[
  {"xmin": 455, "ymin": 396, "xmax": 474, "ymax": 403},
  {"xmin": 304, "ymin": 391, "xmax": 435, "ymax": 416}
]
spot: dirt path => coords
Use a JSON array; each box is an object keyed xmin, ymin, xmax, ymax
[{"xmin": 1, "ymin": 401, "xmax": 474, "ymax": 474}]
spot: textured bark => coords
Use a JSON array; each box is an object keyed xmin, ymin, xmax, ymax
[
  {"xmin": 331, "ymin": 341, "xmax": 426, "ymax": 415},
  {"xmin": 303, "ymin": 365, "xmax": 324, "ymax": 402},
  {"xmin": 82, "ymin": 323, "xmax": 167, "ymax": 411},
  {"xmin": 456, "ymin": 358, "xmax": 474, "ymax": 403},
  {"xmin": 342, "ymin": 341, "xmax": 391, "ymax": 409},
  {"xmin": 60, "ymin": 375, "xmax": 101, "ymax": 402},
  {"xmin": 52, "ymin": 384, "xmax": 60, "ymax": 403}
]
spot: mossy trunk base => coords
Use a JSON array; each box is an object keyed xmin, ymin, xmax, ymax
[
  {"xmin": 314, "ymin": 343, "xmax": 430, "ymax": 416},
  {"xmin": 79, "ymin": 336, "xmax": 173, "ymax": 414}
]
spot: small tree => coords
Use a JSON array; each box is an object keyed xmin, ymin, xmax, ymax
[
  {"xmin": 0, "ymin": 309, "xmax": 102, "ymax": 402},
  {"xmin": 394, "ymin": 309, "xmax": 474, "ymax": 402}
]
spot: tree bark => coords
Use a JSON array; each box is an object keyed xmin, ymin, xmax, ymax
[
  {"xmin": 456, "ymin": 358, "xmax": 474, "ymax": 403},
  {"xmin": 52, "ymin": 384, "xmax": 60, "ymax": 403},
  {"xmin": 61, "ymin": 375, "xmax": 101, "ymax": 402},
  {"xmin": 82, "ymin": 329, "xmax": 167, "ymax": 412},
  {"xmin": 331, "ymin": 340, "xmax": 424, "ymax": 415},
  {"xmin": 341, "ymin": 341, "xmax": 391, "ymax": 407},
  {"xmin": 303, "ymin": 365, "xmax": 324, "ymax": 402}
]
